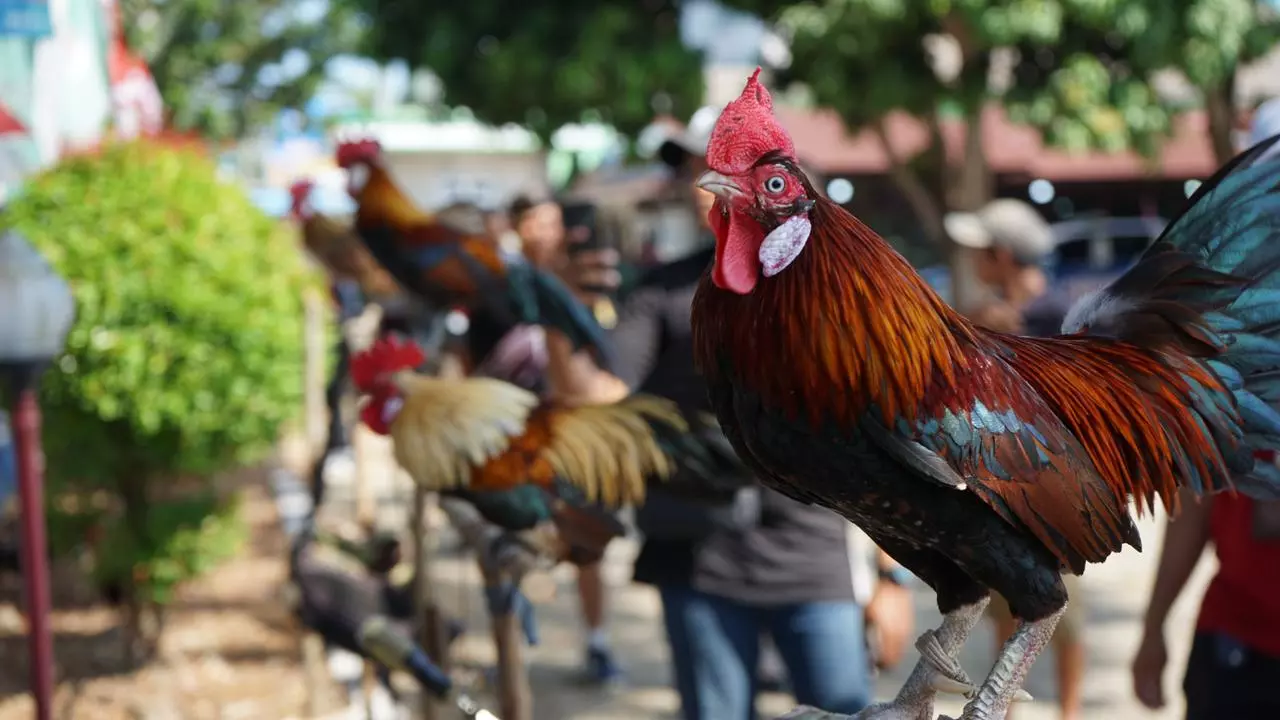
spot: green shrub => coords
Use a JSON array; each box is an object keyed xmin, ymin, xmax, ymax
[{"xmin": 2, "ymin": 141, "xmax": 327, "ymax": 651}]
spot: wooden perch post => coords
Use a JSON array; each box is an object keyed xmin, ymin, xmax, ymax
[
  {"xmin": 436, "ymin": 498, "xmax": 550, "ymax": 720},
  {"xmin": 413, "ymin": 486, "xmax": 445, "ymax": 720}
]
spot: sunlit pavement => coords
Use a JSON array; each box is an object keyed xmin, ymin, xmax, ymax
[{"xmin": 410, "ymin": 512, "xmax": 1208, "ymax": 720}]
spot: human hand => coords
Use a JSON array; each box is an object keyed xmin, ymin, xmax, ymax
[
  {"xmin": 866, "ymin": 581, "xmax": 915, "ymax": 669},
  {"xmin": 1132, "ymin": 629, "xmax": 1168, "ymax": 709}
]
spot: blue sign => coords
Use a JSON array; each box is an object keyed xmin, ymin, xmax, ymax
[
  {"xmin": 0, "ymin": 0, "xmax": 51, "ymax": 38},
  {"xmin": 0, "ymin": 411, "xmax": 15, "ymax": 510}
]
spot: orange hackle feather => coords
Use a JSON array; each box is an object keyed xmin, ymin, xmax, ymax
[{"xmin": 694, "ymin": 198, "xmax": 975, "ymax": 429}]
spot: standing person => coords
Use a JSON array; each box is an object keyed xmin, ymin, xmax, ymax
[
  {"xmin": 945, "ymin": 199, "xmax": 1086, "ymax": 720},
  {"xmin": 1130, "ymin": 96, "xmax": 1280, "ymax": 720},
  {"xmin": 462, "ymin": 193, "xmax": 624, "ymax": 686},
  {"xmin": 546, "ymin": 109, "xmax": 916, "ymax": 720}
]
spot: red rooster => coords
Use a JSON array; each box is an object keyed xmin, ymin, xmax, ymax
[
  {"xmin": 691, "ymin": 69, "xmax": 1280, "ymax": 720},
  {"xmin": 350, "ymin": 334, "xmax": 688, "ymax": 565},
  {"xmin": 334, "ymin": 138, "xmax": 615, "ymax": 369}
]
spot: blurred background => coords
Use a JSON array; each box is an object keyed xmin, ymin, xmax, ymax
[{"xmin": 1, "ymin": 0, "xmax": 1279, "ymax": 719}]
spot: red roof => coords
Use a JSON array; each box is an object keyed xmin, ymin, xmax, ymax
[
  {"xmin": 0, "ymin": 103, "xmax": 26, "ymax": 135},
  {"xmin": 776, "ymin": 105, "xmax": 1218, "ymax": 181}
]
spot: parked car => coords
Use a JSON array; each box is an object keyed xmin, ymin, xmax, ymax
[{"xmin": 1049, "ymin": 214, "xmax": 1167, "ymax": 277}]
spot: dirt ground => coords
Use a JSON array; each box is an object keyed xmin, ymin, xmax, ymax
[{"xmin": 0, "ymin": 467, "xmax": 337, "ymax": 720}]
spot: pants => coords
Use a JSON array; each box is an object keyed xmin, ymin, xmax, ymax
[
  {"xmin": 658, "ymin": 585, "xmax": 871, "ymax": 720},
  {"xmin": 1184, "ymin": 632, "xmax": 1280, "ymax": 720}
]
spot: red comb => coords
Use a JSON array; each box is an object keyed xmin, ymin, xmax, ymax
[
  {"xmin": 705, "ymin": 67, "xmax": 795, "ymax": 175},
  {"xmin": 335, "ymin": 137, "xmax": 382, "ymax": 167},
  {"xmin": 350, "ymin": 335, "xmax": 426, "ymax": 391}
]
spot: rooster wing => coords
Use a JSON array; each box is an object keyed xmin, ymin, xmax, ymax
[
  {"xmin": 871, "ymin": 350, "xmax": 1140, "ymax": 574},
  {"xmin": 388, "ymin": 373, "xmax": 684, "ymax": 507}
]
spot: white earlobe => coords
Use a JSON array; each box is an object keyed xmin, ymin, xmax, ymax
[{"xmin": 759, "ymin": 214, "xmax": 811, "ymax": 277}]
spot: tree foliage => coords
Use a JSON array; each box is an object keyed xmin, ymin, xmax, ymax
[
  {"xmin": 118, "ymin": 0, "xmax": 366, "ymax": 138},
  {"xmin": 350, "ymin": 0, "xmax": 705, "ymax": 140},
  {"xmin": 732, "ymin": 0, "xmax": 1279, "ymax": 157},
  {"xmin": 2, "ymin": 142, "xmax": 325, "ymax": 639}
]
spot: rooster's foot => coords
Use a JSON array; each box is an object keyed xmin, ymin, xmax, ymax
[
  {"xmin": 918, "ymin": 629, "xmax": 1032, "ymax": 703},
  {"xmin": 774, "ymin": 702, "xmax": 923, "ymax": 720},
  {"xmin": 954, "ymin": 605, "xmax": 1065, "ymax": 720}
]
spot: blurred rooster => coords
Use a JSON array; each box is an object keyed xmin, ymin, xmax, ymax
[
  {"xmin": 690, "ymin": 70, "xmax": 1280, "ymax": 720},
  {"xmin": 351, "ymin": 334, "xmax": 684, "ymax": 565},
  {"xmin": 289, "ymin": 179, "xmax": 402, "ymax": 301},
  {"xmin": 335, "ymin": 138, "xmax": 615, "ymax": 369}
]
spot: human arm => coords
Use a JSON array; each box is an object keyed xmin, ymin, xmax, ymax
[
  {"xmin": 866, "ymin": 548, "xmax": 915, "ymax": 669},
  {"xmin": 1132, "ymin": 491, "xmax": 1214, "ymax": 709},
  {"xmin": 545, "ymin": 249, "xmax": 666, "ymax": 405}
]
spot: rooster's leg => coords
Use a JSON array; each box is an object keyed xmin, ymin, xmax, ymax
[
  {"xmin": 879, "ymin": 596, "xmax": 988, "ymax": 716},
  {"xmin": 946, "ymin": 605, "xmax": 1065, "ymax": 720}
]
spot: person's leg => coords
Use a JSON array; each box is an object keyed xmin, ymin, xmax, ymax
[
  {"xmin": 658, "ymin": 585, "xmax": 760, "ymax": 720},
  {"xmin": 769, "ymin": 600, "xmax": 872, "ymax": 714},
  {"xmin": 577, "ymin": 561, "xmax": 620, "ymax": 683},
  {"xmin": 1053, "ymin": 576, "xmax": 1086, "ymax": 720}
]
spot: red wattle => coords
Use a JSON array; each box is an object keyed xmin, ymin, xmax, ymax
[
  {"xmin": 711, "ymin": 209, "xmax": 762, "ymax": 294},
  {"xmin": 361, "ymin": 394, "xmax": 391, "ymax": 435}
]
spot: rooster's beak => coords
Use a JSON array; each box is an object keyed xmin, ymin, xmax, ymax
[{"xmin": 696, "ymin": 171, "xmax": 744, "ymax": 200}]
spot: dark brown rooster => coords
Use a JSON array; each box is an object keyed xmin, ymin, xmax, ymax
[
  {"xmin": 690, "ymin": 70, "xmax": 1280, "ymax": 720},
  {"xmin": 289, "ymin": 179, "xmax": 402, "ymax": 301}
]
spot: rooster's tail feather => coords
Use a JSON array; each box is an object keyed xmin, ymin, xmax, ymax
[
  {"xmin": 542, "ymin": 395, "xmax": 687, "ymax": 507},
  {"xmin": 1064, "ymin": 133, "xmax": 1280, "ymax": 498}
]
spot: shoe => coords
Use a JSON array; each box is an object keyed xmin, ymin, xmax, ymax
[{"xmin": 583, "ymin": 645, "xmax": 623, "ymax": 686}]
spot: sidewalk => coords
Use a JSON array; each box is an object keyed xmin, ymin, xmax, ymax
[
  {"xmin": 316, "ymin": 436, "xmax": 1212, "ymax": 720},
  {"xmin": 422, "ymin": 512, "xmax": 1211, "ymax": 720}
]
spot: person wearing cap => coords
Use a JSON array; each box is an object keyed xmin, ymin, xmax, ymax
[
  {"xmin": 944, "ymin": 199, "xmax": 1055, "ymax": 334},
  {"xmin": 946, "ymin": 199, "xmax": 1086, "ymax": 720},
  {"xmin": 1130, "ymin": 96, "xmax": 1280, "ymax": 720},
  {"xmin": 548, "ymin": 107, "xmax": 915, "ymax": 720}
]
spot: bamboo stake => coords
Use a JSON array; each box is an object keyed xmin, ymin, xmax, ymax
[
  {"xmin": 413, "ymin": 486, "xmax": 444, "ymax": 720},
  {"xmin": 436, "ymin": 498, "xmax": 550, "ymax": 720},
  {"xmin": 303, "ymin": 289, "xmax": 327, "ymax": 454}
]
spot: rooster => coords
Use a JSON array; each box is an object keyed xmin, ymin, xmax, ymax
[
  {"xmin": 289, "ymin": 179, "xmax": 402, "ymax": 302},
  {"xmin": 334, "ymin": 138, "xmax": 615, "ymax": 369},
  {"xmin": 350, "ymin": 334, "xmax": 685, "ymax": 565},
  {"xmin": 690, "ymin": 69, "xmax": 1280, "ymax": 720}
]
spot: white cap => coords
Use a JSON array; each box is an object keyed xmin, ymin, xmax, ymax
[
  {"xmin": 658, "ymin": 106, "xmax": 722, "ymax": 163},
  {"xmin": 944, "ymin": 198, "xmax": 1055, "ymax": 265},
  {"xmin": 1249, "ymin": 97, "xmax": 1280, "ymax": 148}
]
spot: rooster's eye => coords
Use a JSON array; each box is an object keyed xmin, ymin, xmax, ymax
[{"xmin": 763, "ymin": 175, "xmax": 787, "ymax": 195}]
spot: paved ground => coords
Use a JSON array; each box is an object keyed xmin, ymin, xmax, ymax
[{"xmin": 317, "ymin": 434, "xmax": 1216, "ymax": 720}]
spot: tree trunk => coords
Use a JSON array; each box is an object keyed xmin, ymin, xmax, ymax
[
  {"xmin": 872, "ymin": 119, "xmax": 946, "ymax": 246},
  {"xmin": 946, "ymin": 109, "xmax": 994, "ymax": 314},
  {"xmin": 1204, "ymin": 73, "xmax": 1238, "ymax": 165},
  {"xmin": 117, "ymin": 471, "xmax": 153, "ymax": 666}
]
